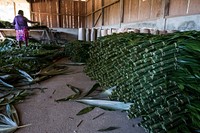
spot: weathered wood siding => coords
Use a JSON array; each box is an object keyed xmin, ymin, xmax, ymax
[
  {"xmin": 86, "ymin": 0, "xmax": 200, "ymax": 28},
  {"xmin": 30, "ymin": 0, "xmax": 86, "ymax": 28}
]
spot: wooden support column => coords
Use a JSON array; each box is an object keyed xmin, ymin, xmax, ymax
[
  {"xmin": 49, "ymin": 0, "xmax": 53, "ymax": 27},
  {"xmin": 30, "ymin": 0, "xmax": 34, "ymax": 22},
  {"xmin": 38, "ymin": 0, "xmax": 41, "ymax": 23},
  {"xmin": 92, "ymin": 0, "xmax": 95, "ymax": 27},
  {"xmin": 119, "ymin": 0, "xmax": 124, "ymax": 27},
  {"xmin": 163, "ymin": 0, "xmax": 170, "ymax": 17},
  {"xmin": 45, "ymin": 0, "xmax": 49, "ymax": 27},
  {"xmin": 186, "ymin": 0, "xmax": 191, "ymax": 14},
  {"xmin": 13, "ymin": 2, "xmax": 16, "ymax": 16},
  {"xmin": 56, "ymin": 0, "xmax": 60, "ymax": 27},
  {"xmin": 101, "ymin": 0, "xmax": 104, "ymax": 26},
  {"xmin": 71, "ymin": 0, "xmax": 73, "ymax": 28},
  {"xmin": 162, "ymin": 0, "xmax": 170, "ymax": 30}
]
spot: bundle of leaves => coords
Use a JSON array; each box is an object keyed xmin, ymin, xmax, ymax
[
  {"xmin": 65, "ymin": 40, "xmax": 91, "ymax": 63},
  {"xmin": 85, "ymin": 31, "xmax": 200, "ymax": 133},
  {"xmin": 0, "ymin": 20, "xmax": 13, "ymax": 28}
]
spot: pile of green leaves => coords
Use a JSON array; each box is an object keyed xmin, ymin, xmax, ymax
[
  {"xmin": 85, "ymin": 31, "xmax": 200, "ymax": 133},
  {"xmin": 0, "ymin": 38, "xmax": 64, "ymax": 74},
  {"xmin": 0, "ymin": 20, "xmax": 13, "ymax": 28},
  {"xmin": 65, "ymin": 40, "xmax": 91, "ymax": 63},
  {"xmin": 0, "ymin": 38, "xmax": 72, "ymax": 88},
  {"xmin": 0, "ymin": 38, "xmax": 72, "ymax": 132}
]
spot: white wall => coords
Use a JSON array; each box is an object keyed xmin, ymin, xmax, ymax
[
  {"xmin": 0, "ymin": 0, "xmax": 30, "ymax": 23},
  {"xmin": 96, "ymin": 14, "xmax": 200, "ymax": 32}
]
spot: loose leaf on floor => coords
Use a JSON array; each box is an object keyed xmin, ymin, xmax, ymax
[
  {"xmin": 76, "ymin": 106, "xmax": 95, "ymax": 116},
  {"xmin": 92, "ymin": 112, "xmax": 105, "ymax": 120},
  {"xmin": 55, "ymin": 93, "xmax": 81, "ymax": 102},
  {"xmin": 0, "ymin": 79, "xmax": 13, "ymax": 88},
  {"xmin": 67, "ymin": 84, "xmax": 82, "ymax": 94},
  {"xmin": 6, "ymin": 104, "xmax": 19, "ymax": 125},
  {"xmin": 55, "ymin": 84, "xmax": 82, "ymax": 102},
  {"xmin": 0, "ymin": 114, "xmax": 18, "ymax": 133},
  {"xmin": 84, "ymin": 83, "xmax": 100, "ymax": 97},
  {"xmin": 97, "ymin": 126, "xmax": 120, "ymax": 132},
  {"xmin": 64, "ymin": 62, "xmax": 85, "ymax": 66},
  {"xmin": 75, "ymin": 99, "xmax": 132, "ymax": 111},
  {"xmin": 16, "ymin": 69, "xmax": 33, "ymax": 82},
  {"xmin": 94, "ymin": 86, "xmax": 116, "ymax": 99},
  {"xmin": 34, "ymin": 64, "xmax": 70, "ymax": 76}
]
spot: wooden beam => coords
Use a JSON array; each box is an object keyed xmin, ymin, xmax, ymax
[
  {"xmin": 30, "ymin": 12, "xmax": 85, "ymax": 17},
  {"xmin": 94, "ymin": 12, "xmax": 102, "ymax": 27}
]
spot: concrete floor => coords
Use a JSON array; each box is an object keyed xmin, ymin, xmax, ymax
[{"xmin": 15, "ymin": 58, "xmax": 146, "ymax": 133}]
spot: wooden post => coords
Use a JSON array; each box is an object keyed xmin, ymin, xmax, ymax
[
  {"xmin": 56, "ymin": 0, "xmax": 60, "ymax": 27},
  {"xmin": 38, "ymin": 0, "xmax": 41, "ymax": 24},
  {"xmin": 71, "ymin": 0, "xmax": 73, "ymax": 28},
  {"xmin": 162, "ymin": 0, "xmax": 170, "ymax": 30},
  {"xmin": 186, "ymin": 0, "xmax": 191, "ymax": 14},
  {"xmin": 92, "ymin": 0, "xmax": 95, "ymax": 27},
  {"xmin": 13, "ymin": 2, "xmax": 16, "ymax": 16},
  {"xmin": 163, "ymin": 0, "xmax": 170, "ymax": 17},
  {"xmin": 49, "ymin": 0, "xmax": 52, "ymax": 27},
  {"xmin": 101, "ymin": 0, "xmax": 104, "ymax": 26},
  {"xmin": 119, "ymin": 0, "xmax": 124, "ymax": 27}
]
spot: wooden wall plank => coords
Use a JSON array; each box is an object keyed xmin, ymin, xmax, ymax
[
  {"xmin": 94, "ymin": 11, "xmax": 102, "ymax": 27},
  {"xmin": 87, "ymin": 15, "xmax": 92, "ymax": 28},
  {"xmin": 87, "ymin": 0, "xmax": 92, "ymax": 14},
  {"xmin": 95, "ymin": 0, "xmax": 101, "ymax": 10},
  {"xmin": 31, "ymin": 0, "xmax": 200, "ymax": 29},
  {"xmin": 74, "ymin": 1, "xmax": 78, "ymax": 28},
  {"xmin": 188, "ymin": 0, "xmax": 200, "ymax": 14},
  {"xmin": 80, "ymin": 1, "xmax": 86, "ymax": 28},
  {"xmin": 150, "ymin": 0, "xmax": 162, "ymax": 18},
  {"xmin": 60, "ymin": 0, "xmax": 65, "ymax": 27},
  {"xmin": 104, "ymin": 0, "xmax": 117, "ymax": 6},
  {"xmin": 67, "ymin": 0, "xmax": 71, "ymax": 28},
  {"xmin": 138, "ymin": 0, "xmax": 151, "ymax": 20},
  {"xmin": 110, "ymin": 2, "xmax": 120, "ymax": 25},
  {"xmin": 123, "ymin": 0, "xmax": 139, "ymax": 23},
  {"xmin": 169, "ymin": 0, "xmax": 188, "ymax": 16},
  {"xmin": 51, "ymin": 0, "xmax": 57, "ymax": 27}
]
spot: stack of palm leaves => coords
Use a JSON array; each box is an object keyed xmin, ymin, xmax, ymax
[
  {"xmin": 65, "ymin": 40, "xmax": 91, "ymax": 63},
  {"xmin": 84, "ymin": 31, "xmax": 200, "ymax": 133}
]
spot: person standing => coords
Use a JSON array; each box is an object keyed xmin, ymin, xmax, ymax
[{"xmin": 13, "ymin": 10, "xmax": 39, "ymax": 48}]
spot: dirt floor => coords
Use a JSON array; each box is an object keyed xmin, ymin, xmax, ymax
[{"xmin": 15, "ymin": 58, "xmax": 146, "ymax": 133}]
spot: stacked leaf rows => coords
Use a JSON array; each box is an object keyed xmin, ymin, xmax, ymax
[{"xmin": 85, "ymin": 31, "xmax": 200, "ymax": 133}]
